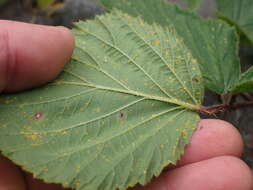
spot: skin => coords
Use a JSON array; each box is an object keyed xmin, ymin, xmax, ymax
[{"xmin": 0, "ymin": 20, "xmax": 252, "ymax": 190}]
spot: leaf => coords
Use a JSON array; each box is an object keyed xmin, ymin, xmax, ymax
[
  {"xmin": 37, "ymin": 0, "xmax": 55, "ymax": 8},
  {"xmin": 0, "ymin": 11, "xmax": 203, "ymax": 190},
  {"xmin": 216, "ymin": 0, "xmax": 253, "ymax": 44},
  {"xmin": 0, "ymin": 0, "xmax": 7, "ymax": 6},
  {"xmin": 231, "ymin": 66, "xmax": 253, "ymax": 94},
  {"xmin": 98, "ymin": 0, "xmax": 240, "ymax": 94},
  {"xmin": 181, "ymin": 0, "xmax": 203, "ymax": 10}
]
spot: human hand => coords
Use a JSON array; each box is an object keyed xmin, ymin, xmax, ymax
[{"xmin": 0, "ymin": 21, "xmax": 252, "ymax": 190}]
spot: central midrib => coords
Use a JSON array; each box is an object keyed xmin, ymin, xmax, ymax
[{"xmin": 57, "ymin": 81, "xmax": 201, "ymax": 111}]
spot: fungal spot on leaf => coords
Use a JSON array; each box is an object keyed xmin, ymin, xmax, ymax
[
  {"xmin": 31, "ymin": 143, "xmax": 40, "ymax": 146},
  {"xmin": 0, "ymin": 124, "xmax": 7, "ymax": 129},
  {"xmin": 153, "ymin": 40, "xmax": 161, "ymax": 45},
  {"xmin": 192, "ymin": 58, "xmax": 197, "ymax": 63},
  {"xmin": 74, "ymin": 178, "xmax": 81, "ymax": 188},
  {"xmin": 22, "ymin": 132, "xmax": 41, "ymax": 141},
  {"xmin": 192, "ymin": 77, "xmax": 199, "ymax": 83},
  {"xmin": 139, "ymin": 19, "xmax": 145, "ymax": 26},
  {"xmin": 34, "ymin": 113, "xmax": 42, "ymax": 120},
  {"xmin": 63, "ymin": 182, "xmax": 69, "ymax": 186},
  {"xmin": 119, "ymin": 112, "xmax": 125, "ymax": 120},
  {"xmin": 58, "ymin": 130, "xmax": 67, "ymax": 135},
  {"xmin": 181, "ymin": 129, "xmax": 188, "ymax": 135},
  {"xmin": 75, "ymin": 164, "xmax": 81, "ymax": 172}
]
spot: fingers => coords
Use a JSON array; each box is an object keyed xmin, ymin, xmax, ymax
[
  {"xmin": 131, "ymin": 119, "xmax": 248, "ymax": 190},
  {"xmin": 135, "ymin": 156, "xmax": 253, "ymax": 190},
  {"xmin": 0, "ymin": 20, "xmax": 74, "ymax": 92},
  {"xmin": 177, "ymin": 119, "xmax": 243, "ymax": 166},
  {"xmin": 0, "ymin": 155, "xmax": 27, "ymax": 190}
]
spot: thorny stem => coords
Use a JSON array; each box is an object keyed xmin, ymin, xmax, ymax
[
  {"xmin": 198, "ymin": 104, "xmax": 228, "ymax": 115},
  {"xmin": 199, "ymin": 100, "xmax": 253, "ymax": 115},
  {"xmin": 240, "ymin": 92, "xmax": 253, "ymax": 101}
]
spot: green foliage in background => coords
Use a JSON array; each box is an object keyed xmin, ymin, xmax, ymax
[
  {"xmin": 231, "ymin": 67, "xmax": 253, "ymax": 94},
  {"xmin": 215, "ymin": 0, "xmax": 253, "ymax": 94},
  {"xmin": 99, "ymin": 0, "xmax": 240, "ymax": 94},
  {"xmin": 0, "ymin": 0, "xmax": 7, "ymax": 7},
  {"xmin": 216, "ymin": 0, "xmax": 253, "ymax": 44},
  {"xmin": 37, "ymin": 0, "xmax": 55, "ymax": 8}
]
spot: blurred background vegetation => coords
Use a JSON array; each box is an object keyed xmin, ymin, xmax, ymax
[{"xmin": 0, "ymin": 0, "xmax": 104, "ymax": 27}]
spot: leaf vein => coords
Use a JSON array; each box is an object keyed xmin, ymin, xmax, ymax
[
  {"xmin": 117, "ymin": 15, "xmax": 198, "ymax": 104},
  {"xmin": 75, "ymin": 25, "xmax": 173, "ymax": 100}
]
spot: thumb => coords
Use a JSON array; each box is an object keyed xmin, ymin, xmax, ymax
[
  {"xmin": 0, "ymin": 155, "xmax": 26, "ymax": 190},
  {"xmin": 0, "ymin": 21, "xmax": 74, "ymax": 92}
]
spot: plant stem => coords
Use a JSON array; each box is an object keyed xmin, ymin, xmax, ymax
[{"xmin": 199, "ymin": 100, "xmax": 253, "ymax": 115}]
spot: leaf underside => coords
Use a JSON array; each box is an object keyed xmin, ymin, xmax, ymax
[
  {"xmin": 181, "ymin": 0, "xmax": 203, "ymax": 10},
  {"xmin": 0, "ymin": 11, "xmax": 202, "ymax": 190},
  {"xmin": 216, "ymin": 0, "xmax": 253, "ymax": 44},
  {"xmin": 98, "ymin": 0, "xmax": 240, "ymax": 94}
]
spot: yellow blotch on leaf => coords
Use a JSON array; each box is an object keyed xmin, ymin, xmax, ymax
[
  {"xmin": 74, "ymin": 178, "xmax": 81, "ymax": 187},
  {"xmin": 22, "ymin": 132, "xmax": 42, "ymax": 141},
  {"xmin": 181, "ymin": 129, "xmax": 188, "ymax": 135},
  {"xmin": 58, "ymin": 130, "xmax": 68, "ymax": 135},
  {"xmin": 153, "ymin": 40, "xmax": 161, "ymax": 46},
  {"xmin": 96, "ymin": 108, "xmax": 101, "ymax": 113}
]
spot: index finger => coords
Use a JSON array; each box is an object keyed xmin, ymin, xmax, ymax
[{"xmin": 0, "ymin": 20, "xmax": 74, "ymax": 92}]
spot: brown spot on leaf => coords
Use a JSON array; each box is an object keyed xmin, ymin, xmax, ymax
[
  {"xmin": 34, "ymin": 113, "xmax": 42, "ymax": 120},
  {"xmin": 192, "ymin": 77, "xmax": 199, "ymax": 83},
  {"xmin": 119, "ymin": 112, "xmax": 125, "ymax": 120}
]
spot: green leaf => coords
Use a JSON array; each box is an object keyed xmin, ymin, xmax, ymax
[
  {"xmin": 98, "ymin": 0, "xmax": 240, "ymax": 94},
  {"xmin": 0, "ymin": 11, "xmax": 203, "ymax": 190},
  {"xmin": 37, "ymin": 0, "xmax": 55, "ymax": 8},
  {"xmin": 216, "ymin": 0, "xmax": 253, "ymax": 44},
  {"xmin": 231, "ymin": 66, "xmax": 253, "ymax": 94},
  {"xmin": 0, "ymin": 0, "xmax": 7, "ymax": 6},
  {"xmin": 181, "ymin": 0, "xmax": 203, "ymax": 10}
]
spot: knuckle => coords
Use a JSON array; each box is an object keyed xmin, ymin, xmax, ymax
[
  {"xmin": 0, "ymin": 28, "xmax": 10, "ymax": 64},
  {"xmin": 0, "ymin": 27, "xmax": 16, "ymax": 91}
]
